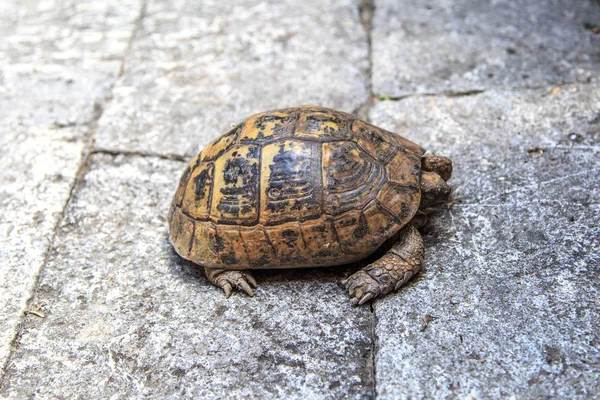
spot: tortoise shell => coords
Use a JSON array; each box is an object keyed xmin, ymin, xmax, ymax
[{"xmin": 168, "ymin": 105, "xmax": 425, "ymax": 269}]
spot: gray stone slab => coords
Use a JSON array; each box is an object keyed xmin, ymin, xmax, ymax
[
  {"xmin": 372, "ymin": 0, "xmax": 600, "ymax": 97},
  {"xmin": 0, "ymin": 154, "xmax": 374, "ymax": 399},
  {"xmin": 369, "ymin": 84, "xmax": 600, "ymax": 398},
  {"xmin": 0, "ymin": 0, "xmax": 139, "ymax": 374},
  {"xmin": 94, "ymin": 0, "xmax": 369, "ymax": 158}
]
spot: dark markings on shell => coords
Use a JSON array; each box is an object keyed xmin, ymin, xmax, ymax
[
  {"xmin": 315, "ymin": 248, "xmax": 338, "ymax": 258},
  {"xmin": 237, "ymin": 229, "xmax": 250, "ymax": 262},
  {"xmin": 267, "ymin": 144, "xmax": 315, "ymax": 212},
  {"xmin": 250, "ymin": 254, "xmax": 271, "ymax": 268},
  {"xmin": 262, "ymin": 226, "xmax": 278, "ymax": 255},
  {"xmin": 281, "ymin": 229, "xmax": 299, "ymax": 248},
  {"xmin": 312, "ymin": 224, "xmax": 327, "ymax": 233},
  {"xmin": 202, "ymin": 124, "xmax": 241, "ymax": 162},
  {"xmin": 353, "ymin": 213, "xmax": 370, "ymax": 239},
  {"xmin": 193, "ymin": 168, "xmax": 212, "ymax": 201},
  {"xmin": 187, "ymin": 219, "xmax": 196, "ymax": 257},
  {"xmin": 255, "ymin": 145, "xmax": 263, "ymax": 223},
  {"xmin": 213, "ymin": 232, "xmax": 225, "ymax": 253},
  {"xmin": 374, "ymin": 202, "xmax": 399, "ymax": 235},
  {"xmin": 385, "ymin": 181, "xmax": 420, "ymax": 221},
  {"xmin": 323, "ymin": 141, "xmax": 384, "ymax": 215},
  {"xmin": 261, "ymin": 140, "xmax": 322, "ymax": 226},
  {"xmin": 376, "ymin": 200, "xmax": 402, "ymax": 226},
  {"xmin": 266, "ymin": 225, "xmax": 308, "ymax": 264},
  {"xmin": 327, "ymin": 217, "xmax": 343, "ymax": 253},
  {"xmin": 239, "ymin": 110, "xmax": 297, "ymax": 144},
  {"xmin": 298, "ymin": 225, "xmax": 309, "ymax": 251},
  {"xmin": 351, "ymin": 120, "xmax": 398, "ymax": 164},
  {"xmin": 221, "ymin": 251, "xmax": 238, "ymax": 265},
  {"xmin": 176, "ymin": 166, "xmax": 192, "ymax": 207},
  {"xmin": 216, "ymin": 146, "xmax": 260, "ymax": 219},
  {"xmin": 258, "ymin": 114, "xmax": 295, "ymax": 136},
  {"xmin": 294, "ymin": 110, "xmax": 353, "ymax": 141}
]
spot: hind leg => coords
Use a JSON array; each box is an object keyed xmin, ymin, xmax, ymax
[
  {"xmin": 204, "ymin": 267, "xmax": 257, "ymax": 298},
  {"xmin": 342, "ymin": 225, "xmax": 424, "ymax": 305}
]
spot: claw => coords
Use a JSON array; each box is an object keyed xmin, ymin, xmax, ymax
[
  {"xmin": 350, "ymin": 297, "xmax": 359, "ymax": 306},
  {"xmin": 358, "ymin": 293, "xmax": 375, "ymax": 305},
  {"xmin": 246, "ymin": 274, "xmax": 258, "ymax": 288},
  {"xmin": 237, "ymin": 280, "xmax": 254, "ymax": 297},
  {"xmin": 341, "ymin": 278, "xmax": 349, "ymax": 285},
  {"xmin": 223, "ymin": 283, "xmax": 233, "ymax": 298}
]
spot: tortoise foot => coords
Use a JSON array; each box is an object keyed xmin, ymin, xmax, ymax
[
  {"xmin": 204, "ymin": 268, "xmax": 257, "ymax": 298},
  {"xmin": 342, "ymin": 269, "xmax": 386, "ymax": 305},
  {"xmin": 342, "ymin": 225, "xmax": 424, "ymax": 306}
]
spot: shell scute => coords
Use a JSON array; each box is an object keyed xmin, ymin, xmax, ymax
[
  {"xmin": 352, "ymin": 120, "xmax": 398, "ymax": 164},
  {"xmin": 299, "ymin": 217, "xmax": 343, "ymax": 262},
  {"xmin": 239, "ymin": 226, "xmax": 277, "ymax": 267},
  {"xmin": 201, "ymin": 124, "xmax": 240, "ymax": 162},
  {"xmin": 376, "ymin": 182, "xmax": 421, "ymax": 226},
  {"xmin": 322, "ymin": 141, "xmax": 385, "ymax": 215},
  {"xmin": 169, "ymin": 208, "xmax": 194, "ymax": 259},
  {"xmin": 210, "ymin": 144, "xmax": 261, "ymax": 225},
  {"xmin": 332, "ymin": 210, "xmax": 371, "ymax": 256},
  {"xmin": 294, "ymin": 107, "xmax": 353, "ymax": 141},
  {"xmin": 215, "ymin": 226, "xmax": 246, "ymax": 266},
  {"xmin": 190, "ymin": 222, "xmax": 219, "ymax": 267},
  {"xmin": 181, "ymin": 161, "xmax": 214, "ymax": 220},
  {"xmin": 239, "ymin": 109, "xmax": 296, "ymax": 143},
  {"xmin": 260, "ymin": 140, "xmax": 322, "ymax": 225},
  {"xmin": 362, "ymin": 201, "xmax": 399, "ymax": 245},
  {"xmin": 264, "ymin": 222, "xmax": 309, "ymax": 266}
]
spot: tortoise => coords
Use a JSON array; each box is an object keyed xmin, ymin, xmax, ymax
[{"xmin": 168, "ymin": 105, "xmax": 452, "ymax": 305}]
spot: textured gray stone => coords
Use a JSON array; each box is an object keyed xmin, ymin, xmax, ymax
[
  {"xmin": 370, "ymin": 83, "xmax": 600, "ymax": 398},
  {"xmin": 1, "ymin": 155, "xmax": 374, "ymax": 399},
  {"xmin": 94, "ymin": 0, "xmax": 369, "ymax": 158},
  {"xmin": 372, "ymin": 0, "xmax": 600, "ymax": 97},
  {"xmin": 3, "ymin": 0, "xmax": 600, "ymax": 397},
  {"xmin": 0, "ymin": 0, "xmax": 139, "ymax": 373}
]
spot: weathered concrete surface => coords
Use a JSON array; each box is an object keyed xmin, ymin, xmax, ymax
[
  {"xmin": 0, "ymin": 155, "xmax": 373, "ymax": 399},
  {"xmin": 2, "ymin": 0, "xmax": 600, "ymax": 398},
  {"xmin": 372, "ymin": 0, "xmax": 600, "ymax": 97},
  {"xmin": 0, "ymin": 0, "xmax": 139, "ymax": 373},
  {"xmin": 94, "ymin": 0, "xmax": 369, "ymax": 158},
  {"xmin": 370, "ymin": 83, "xmax": 600, "ymax": 398}
]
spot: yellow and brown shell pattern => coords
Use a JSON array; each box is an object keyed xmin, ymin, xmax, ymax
[{"xmin": 168, "ymin": 106, "xmax": 425, "ymax": 270}]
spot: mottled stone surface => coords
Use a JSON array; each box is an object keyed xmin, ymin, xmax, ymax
[
  {"xmin": 0, "ymin": 155, "xmax": 373, "ymax": 399},
  {"xmin": 94, "ymin": 0, "xmax": 369, "ymax": 158},
  {"xmin": 0, "ymin": 0, "xmax": 139, "ymax": 373},
  {"xmin": 2, "ymin": 0, "xmax": 600, "ymax": 398},
  {"xmin": 372, "ymin": 0, "xmax": 600, "ymax": 97},
  {"xmin": 370, "ymin": 83, "xmax": 600, "ymax": 398}
]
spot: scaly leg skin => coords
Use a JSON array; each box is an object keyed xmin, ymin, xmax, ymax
[
  {"xmin": 204, "ymin": 267, "xmax": 257, "ymax": 298},
  {"xmin": 342, "ymin": 224, "xmax": 424, "ymax": 305}
]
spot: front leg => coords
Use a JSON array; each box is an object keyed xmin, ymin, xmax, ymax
[
  {"xmin": 342, "ymin": 225, "xmax": 424, "ymax": 305},
  {"xmin": 204, "ymin": 267, "xmax": 258, "ymax": 298}
]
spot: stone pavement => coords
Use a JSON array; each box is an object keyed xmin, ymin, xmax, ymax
[{"xmin": 0, "ymin": 0, "xmax": 598, "ymax": 398}]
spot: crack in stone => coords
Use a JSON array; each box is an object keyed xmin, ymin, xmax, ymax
[
  {"xmin": 354, "ymin": 0, "xmax": 375, "ymax": 122},
  {"xmin": 91, "ymin": 148, "xmax": 187, "ymax": 162},
  {"xmin": 454, "ymin": 201, "xmax": 598, "ymax": 208},
  {"xmin": 373, "ymin": 81, "xmax": 597, "ymax": 103},
  {"xmin": 375, "ymin": 89, "xmax": 487, "ymax": 102},
  {"xmin": 369, "ymin": 300, "xmax": 378, "ymax": 399}
]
